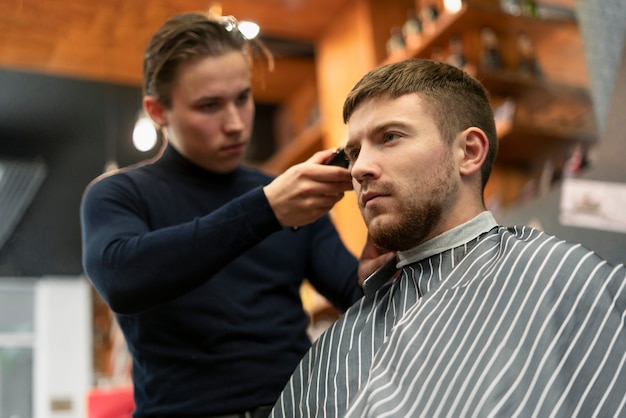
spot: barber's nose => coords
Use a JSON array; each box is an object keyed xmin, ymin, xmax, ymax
[{"xmin": 223, "ymin": 103, "xmax": 244, "ymax": 132}]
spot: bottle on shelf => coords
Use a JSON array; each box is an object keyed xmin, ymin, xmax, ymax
[
  {"xmin": 419, "ymin": 3, "xmax": 440, "ymax": 35},
  {"xmin": 516, "ymin": 33, "xmax": 542, "ymax": 77},
  {"xmin": 402, "ymin": 8, "xmax": 423, "ymax": 49},
  {"xmin": 479, "ymin": 27, "xmax": 504, "ymax": 71},
  {"xmin": 386, "ymin": 26, "xmax": 406, "ymax": 57}
]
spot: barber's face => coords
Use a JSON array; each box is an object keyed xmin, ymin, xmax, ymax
[
  {"xmin": 345, "ymin": 94, "xmax": 459, "ymax": 251},
  {"xmin": 158, "ymin": 51, "xmax": 255, "ymax": 173}
]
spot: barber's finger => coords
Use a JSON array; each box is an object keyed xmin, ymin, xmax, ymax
[
  {"xmin": 316, "ymin": 179, "xmax": 353, "ymax": 193},
  {"xmin": 305, "ymin": 149, "xmax": 341, "ymax": 165}
]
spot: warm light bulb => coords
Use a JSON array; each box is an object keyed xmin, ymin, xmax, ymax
[
  {"xmin": 208, "ymin": 2, "xmax": 223, "ymax": 18},
  {"xmin": 238, "ymin": 21, "xmax": 260, "ymax": 39},
  {"xmin": 132, "ymin": 116, "xmax": 157, "ymax": 152},
  {"xmin": 444, "ymin": 0, "xmax": 463, "ymax": 13}
]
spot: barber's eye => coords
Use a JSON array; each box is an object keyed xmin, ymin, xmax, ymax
[
  {"xmin": 237, "ymin": 92, "xmax": 251, "ymax": 105},
  {"xmin": 200, "ymin": 102, "xmax": 219, "ymax": 111}
]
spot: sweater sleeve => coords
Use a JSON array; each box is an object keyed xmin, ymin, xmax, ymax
[
  {"xmin": 305, "ymin": 215, "xmax": 364, "ymax": 312},
  {"xmin": 80, "ymin": 173, "xmax": 282, "ymax": 314}
]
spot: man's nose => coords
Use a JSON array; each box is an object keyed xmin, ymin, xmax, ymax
[{"xmin": 350, "ymin": 148, "xmax": 375, "ymax": 184}]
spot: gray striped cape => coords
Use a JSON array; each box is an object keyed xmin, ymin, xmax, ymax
[{"xmin": 271, "ymin": 212, "xmax": 626, "ymax": 417}]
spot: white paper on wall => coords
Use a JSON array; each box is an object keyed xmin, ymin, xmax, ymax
[{"xmin": 560, "ymin": 178, "xmax": 626, "ymax": 233}]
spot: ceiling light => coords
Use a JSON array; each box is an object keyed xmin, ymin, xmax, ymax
[
  {"xmin": 238, "ymin": 21, "xmax": 260, "ymax": 39},
  {"xmin": 444, "ymin": 0, "xmax": 463, "ymax": 13},
  {"xmin": 132, "ymin": 115, "xmax": 157, "ymax": 152}
]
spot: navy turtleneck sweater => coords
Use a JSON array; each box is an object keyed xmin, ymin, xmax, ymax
[{"xmin": 80, "ymin": 145, "xmax": 362, "ymax": 417}]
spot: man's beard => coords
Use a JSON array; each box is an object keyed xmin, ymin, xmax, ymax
[
  {"xmin": 366, "ymin": 158, "xmax": 457, "ymax": 252},
  {"xmin": 370, "ymin": 202, "xmax": 444, "ymax": 251}
]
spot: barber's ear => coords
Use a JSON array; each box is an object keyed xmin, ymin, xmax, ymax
[
  {"xmin": 143, "ymin": 96, "xmax": 167, "ymax": 127},
  {"xmin": 458, "ymin": 127, "xmax": 489, "ymax": 177}
]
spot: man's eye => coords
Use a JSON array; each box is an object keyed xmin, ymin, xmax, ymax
[
  {"xmin": 348, "ymin": 149, "xmax": 360, "ymax": 161},
  {"xmin": 383, "ymin": 133, "xmax": 398, "ymax": 142}
]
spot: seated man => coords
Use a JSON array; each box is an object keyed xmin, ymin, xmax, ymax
[{"xmin": 270, "ymin": 58, "xmax": 626, "ymax": 418}]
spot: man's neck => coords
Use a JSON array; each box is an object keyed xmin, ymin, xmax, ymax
[{"xmin": 397, "ymin": 211, "xmax": 498, "ymax": 267}]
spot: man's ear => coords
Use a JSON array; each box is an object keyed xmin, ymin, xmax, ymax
[
  {"xmin": 143, "ymin": 96, "xmax": 167, "ymax": 127},
  {"xmin": 458, "ymin": 127, "xmax": 489, "ymax": 177}
]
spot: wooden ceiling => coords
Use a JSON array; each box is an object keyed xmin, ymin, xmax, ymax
[{"xmin": 0, "ymin": 0, "xmax": 354, "ymax": 103}]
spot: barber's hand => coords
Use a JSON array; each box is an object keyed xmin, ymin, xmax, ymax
[
  {"xmin": 357, "ymin": 235, "xmax": 397, "ymax": 286},
  {"xmin": 264, "ymin": 149, "xmax": 353, "ymax": 228}
]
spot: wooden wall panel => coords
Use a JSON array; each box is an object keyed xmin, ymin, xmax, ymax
[
  {"xmin": 315, "ymin": 0, "xmax": 375, "ymax": 255},
  {"xmin": 316, "ymin": 0, "xmax": 407, "ymax": 255},
  {"xmin": 0, "ymin": 0, "xmax": 351, "ymax": 103}
]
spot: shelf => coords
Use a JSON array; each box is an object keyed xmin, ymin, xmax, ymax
[
  {"xmin": 383, "ymin": 6, "xmax": 472, "ymax": 65},
  {"xmin": 387, "ymin": 6, "xmax": 577, "ymax": 60},
  {"xmin": 384, "ymin": 5, "xmax": 586, "ymax": 87},
  {"xmin": 494, "ymin": 80, "xmax": 595, "ymax": 169},
  {"xmin": 496, "ymin": 121, "xmax": 587, "ymax": 168},
  {"xmin": 477, "ymin": 69, "xmax": 574, "ymax": 96}
]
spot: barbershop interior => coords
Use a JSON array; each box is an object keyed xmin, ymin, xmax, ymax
[{"xmin": 0, "ymin": 0, "xmax": 625, "ymax": 416}]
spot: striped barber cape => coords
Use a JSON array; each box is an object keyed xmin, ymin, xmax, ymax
[{"xmin": 271, "ymin": 212, "xmax": 626, "ymax": 418}]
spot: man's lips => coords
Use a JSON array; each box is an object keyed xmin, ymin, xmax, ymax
[{"xmin": 361, "ymin": 191, "xmax": 387, "ymax": 207}]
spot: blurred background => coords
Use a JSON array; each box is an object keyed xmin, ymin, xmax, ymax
[{"xmin": 0, "ymin": 0, "xmax": 625, "ymax": 416}]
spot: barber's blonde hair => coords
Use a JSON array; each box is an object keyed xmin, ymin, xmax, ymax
[{"xmin": 143, "ymin": 13, "xmax": 272, "ymax": 108}]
